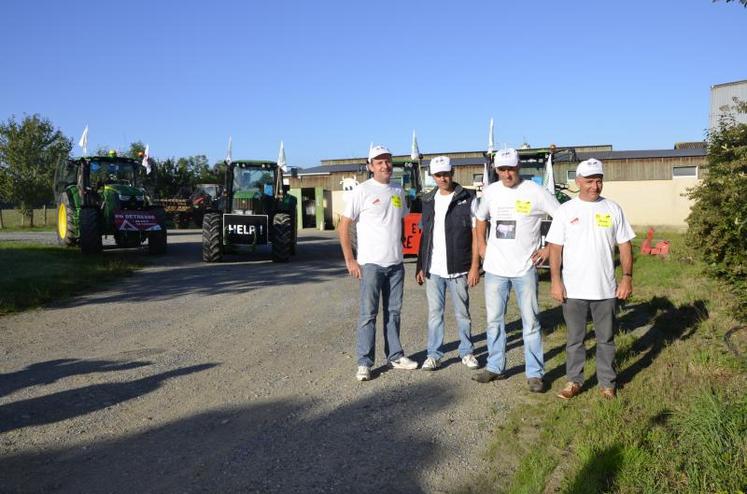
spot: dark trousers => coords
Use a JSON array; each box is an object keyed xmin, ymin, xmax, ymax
[{"xmin": 562, "ymin": 298, "xmax": 617, "ymax": 388}]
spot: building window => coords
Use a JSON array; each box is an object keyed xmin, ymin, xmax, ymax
[
  {"xmin": 672, "ymin": 166, "xmax": 698, "ymax": 178},
  {"xmin": 566, "ymin": 170, "xmax": 576, "ymax": 181}
]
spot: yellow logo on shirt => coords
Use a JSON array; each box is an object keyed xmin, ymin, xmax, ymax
[
  {"xmin": 515, "ymin": 200, "xmax": 532, "ymax": 215},
  {"xmin": 595, "ymin": 213, "xmax": 612, "ymax": 228},
  {"xmin": 391, "ymin": 195, "xmax": 402, "ymax": 208}
]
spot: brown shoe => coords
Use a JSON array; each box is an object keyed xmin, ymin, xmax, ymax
[
  {"xmin": 557, "ymin": 381, "xmax": 582, "ymax": 400},
  {"xmin": 600, "ymin": 387, "xmax": 616, "ymax": 399},
  {"xmin": 527, "ymin": 377, "xmax": 544, "ymax": 393},
  {"xmin": 471, "ymin": 369, "xmax": 506, "ymax": 383}
]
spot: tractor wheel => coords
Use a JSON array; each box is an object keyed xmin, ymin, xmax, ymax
[
  {"xmin": 272, "ymin": 213, "xmax": 293, "ymax": 262},
  {"xmin": 202, "ymin": 213, "xmax": 223, "ymax": 262},
  {"xmin": 148, "ymin": 208, "xmax": 168, "ymax": 255},
  {"xmin": 271, "ymin": 213, "xmax": 292, "ymax": 263},
  {"xmin": 79, "ymin": 208, "xmax": 102, "ymax": 254},
  {"xmin": 56, "ymin": 193, "xmax": 77, "ymax": 247},
  {"xmin": 289, "ymin": 213, "xmax": 297, "ymax": 255}
]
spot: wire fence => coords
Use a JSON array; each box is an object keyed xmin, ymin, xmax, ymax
[{"xmin": 0, "ymin": 207, "xmax": 57, "ymax": 228}]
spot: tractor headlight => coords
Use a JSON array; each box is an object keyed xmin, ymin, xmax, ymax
[
  {"xmin": 135, "ymin": 195, "xmax": 144, "ymax": 201},
  {"xmin": 118, "ymin": 194, "xmax": 131, "ymax": 201}
]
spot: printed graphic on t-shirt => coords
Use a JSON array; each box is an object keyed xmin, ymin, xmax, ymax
[
  {"xmin": 495, "ymin": 220, "xmax": 516, "ymax": 239},
  {"xmin": 515, "ymin": 200, "xmax": 532, "ymax": 215},
  {"xmin": 391, "ymin": 195, "xmax": 402, "ymax": 208},
  {"xmin": 595, "ymin": 213, "xmax": 612, "ymax": 228}
]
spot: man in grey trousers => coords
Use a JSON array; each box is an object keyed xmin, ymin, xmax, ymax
[{"xmin": 546, "ymin": 158, "xmax": 635, "ymax": 399}]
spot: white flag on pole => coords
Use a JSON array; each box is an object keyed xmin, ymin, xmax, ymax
[
  {"xmin": 277, "ymin": 140, "xmax": 288, "ymax": 172},
  {"xmin": 487, "ymin": 118, "xmax": 495, "ymax": 153},
  {"xmin": 544, "ymin": 152, "xmax": 555, "ymax": 195},
  {"xmin": 410, "ymin": 130, "xmax": 420, "ymax": 161},
  {"xmin": 142, "ymin": 144, "xmax": 151, "ymax": 174},
  {"xmin": 226, "ymin": 136, "xmax": 233, "ymax": 165},
  {"xmin": 78, "ymin": 125, "xmax": 89, "ymax": 155}
]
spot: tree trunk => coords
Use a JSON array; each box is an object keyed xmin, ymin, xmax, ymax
[{"xmin": 0, "ymin": 209, "xmax": 4, "ymax": 229}]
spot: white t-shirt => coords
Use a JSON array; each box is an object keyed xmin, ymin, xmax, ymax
[
  {"xmin": 545, "ymin": 196, "xmax": 636, "ymax": 300},
  {"xmin": 342, "ymin": 178, "xmax": 408, "ymax": 267},
  {"xmin": 475, "ymin": 179, "xmax": 560, "ymax": 277},
  {"xmin": 430, "ymin": 191, "xmax": 457, "ymax": 278}
]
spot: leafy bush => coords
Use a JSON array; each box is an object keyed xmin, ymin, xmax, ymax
[{"xmin": 687, "ymin": 99, "xmax": 747, "ymax": 320}]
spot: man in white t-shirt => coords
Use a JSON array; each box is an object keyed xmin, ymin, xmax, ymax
[
  {"xmin": 472, "ymin": 148, "xmax": 561, "ymax": 393},
  {"xmin": 545, "ymin": 158, "xmax": 635, "ymax": 400},
  {"xmin": 415, "ymin": 156, "xmax": 481, "ymax": 371},
  {"xmin": 339, "ymin": 145, "xmax": 418, "ymax": 382}
]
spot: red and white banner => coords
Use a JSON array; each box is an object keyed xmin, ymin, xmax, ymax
[{"xmin": 114, "ymin": 211, "xmax": 161, "ymax": 231}]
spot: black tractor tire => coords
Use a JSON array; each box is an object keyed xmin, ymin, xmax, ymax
[
  {"xmin": 271, "ymin": 213, "xmax": 292, "ymax": 263},
  {"xmin": 79, "ymin": 207, "xmax": 102, "ymax": 254},
  {"xmin": 202, "ymin": 213, "xmax": 223, "ymax": 262},
  {"xmin": 289, "ymin": 212, "xmax": 297, "ymax": 255},
  {"xmin": 148, "ymin": 208, "xmax": 168, "ymax": 255},
  {"xmin": 56, "ymin": 193, "xmax": 77, "ymax": 247}
]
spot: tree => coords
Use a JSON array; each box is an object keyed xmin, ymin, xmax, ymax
[
  {"xmin": 0, "ymin": 115, "xmax": 72, "ymax": 226},
  {"xmin": 686, "ymin": 99, "xmax": 747, "ymax": 319}
]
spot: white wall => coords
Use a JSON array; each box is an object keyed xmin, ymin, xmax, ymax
[{"xmin": 600, "ymin": 178, "xmax": 700, "ymax": 229}]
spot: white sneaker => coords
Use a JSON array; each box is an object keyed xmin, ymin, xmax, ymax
[
  {"xmin": 356, "ymin": 366, "xmax": 371, "ymax": 381},
  {"xmin": 390, "ymin": 356, "xmax": 418, "ymax": 370},
  {"xmin": 462, "ymin": 354, "xmax": 479, "ymax": 369},
  {"xmin": 422, "ymin": 357, "xmax": 440, "ymax": 371}
]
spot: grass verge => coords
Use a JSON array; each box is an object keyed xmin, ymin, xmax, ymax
[
  {"xmin": 465, "ymin": 233, "xmax": 747, "ymax": 494},
  {"xmin": 0, "ymin": 242, "xmax": 143, "ymax": 315}
]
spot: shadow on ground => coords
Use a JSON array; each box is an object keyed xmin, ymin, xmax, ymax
[
  {"xmin": 0, "ymin": 358, "xmax": 152, "ymax": 398},
  {"xmin": 53, "ymin": 232, "xmax": 349, "ymax": 307},
  {"xmin": 0, "ymin": 363, "xmax": 217, "ymax": 433},
  {"xmin": 538, "ymin": 296, "xmax": 706, "ymax": 390},
  {"xmin": 0, "ymin": 380, "xmax": 455, "ymax": 493}
]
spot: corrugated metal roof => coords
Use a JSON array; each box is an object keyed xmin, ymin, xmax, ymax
[{"xmin": 576, "ymin": 148, "xmax": 707, "ymax": 160}]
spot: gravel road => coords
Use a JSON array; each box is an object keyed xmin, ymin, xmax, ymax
[{"xmin": 0, "ymin": 229, "xmax": 561, "ymax": 493}]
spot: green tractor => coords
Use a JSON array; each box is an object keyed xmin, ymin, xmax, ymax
[
  {"xmin": 54, "ymin": 155, "xmax": 168, "ymax": 254},
  {"xmin": 201, "ymin": 160, "xmax": 297, "ymax": 263}
]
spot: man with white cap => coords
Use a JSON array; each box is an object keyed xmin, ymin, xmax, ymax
[
  {"xmin": 546, "ymin": 158, "xmax": 634, "ymax": 400},
  {"xmin": 472, "ymin": 148, "xmax": 561, "ymax": 392},
  {"xmin": 416, "ymin": 156, "xmax": 481, "ymax": 371},
  {"xmin": 339, "ymin": 145, "xmax": 418, "ymax": 381}
]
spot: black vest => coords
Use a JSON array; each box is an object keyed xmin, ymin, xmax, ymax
[{"xmin": 416, "ymin": 184, "xmax": 476, "ymax": 276}]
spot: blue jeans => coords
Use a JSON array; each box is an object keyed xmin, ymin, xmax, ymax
[
  {"xmin": 425, "ymin": 274, "xmax": 474, "ymax": 360},
  {"xmin": 356, "ymin": 263, "xmax": 405, "ymax": 367},
  {"xmin": 484, "ymin": 268, "xmax": 543, "ymax": 378}
]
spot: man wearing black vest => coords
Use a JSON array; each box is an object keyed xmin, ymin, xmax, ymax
[{"xmin": 416, "ymin": 156, "xmax": 481, "ymax": 371}]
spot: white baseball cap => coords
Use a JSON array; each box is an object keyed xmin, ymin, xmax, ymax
[
  {"xmin": 493, "ymin": 148, "xmax": 519, "ymax": 168},
  {"xmin": 429, "ymin": 156, "xmax": 452, "ymax": 175},
  {"xmin": 576, "ymin": 158, "xmax": 604, "ymax": 177},
  {"xmin": 368, "ymin": 145, "xmax": 392, "ymax": 163}
]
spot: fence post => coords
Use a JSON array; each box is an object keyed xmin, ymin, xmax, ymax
[
  {"xmin": 44, "ymin": 205, "xmax": 47, "ymax": 226},
  {"xmin": 0, "ymin": 209, "xmax": 4, "ymax": 229}
]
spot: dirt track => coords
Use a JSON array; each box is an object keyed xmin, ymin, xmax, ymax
[{"xmin": 0, "ymin": 229, "xmax": 561, "ymax": 493}]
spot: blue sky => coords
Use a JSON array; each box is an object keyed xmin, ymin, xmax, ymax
[{"xmin": 1, "ymin": 1, "xmax": 744, "ymax": 167}]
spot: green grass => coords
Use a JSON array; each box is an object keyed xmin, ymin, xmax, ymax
[
  {"xmin": 0, "ymin": 242, "xmax": 143, "ymax": 315},
  {"xmin": 468, "ymin": 233, "xmax": 747, "ymax": 494}
]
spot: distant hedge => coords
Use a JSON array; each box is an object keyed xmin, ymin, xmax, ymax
[{"xmin": 687, "ymin": 99, "xmax": 747, "ymax": 320}]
